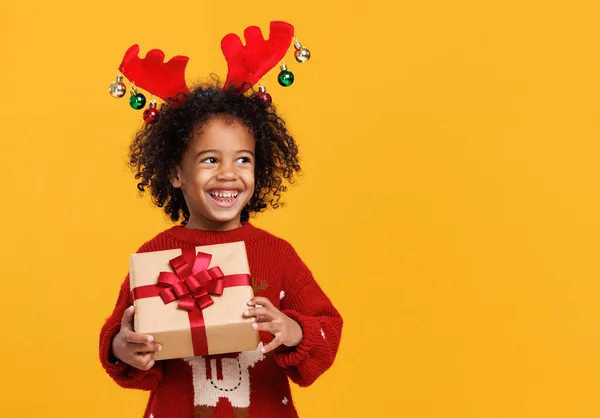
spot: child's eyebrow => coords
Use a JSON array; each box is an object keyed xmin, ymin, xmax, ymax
[
  {"xmin": 195, "ymin": 149, "xmax": 218, "ymax": 159},
  {"xmin": 195, "ymin": 149, "xmax": 255, "ymax": 158}
]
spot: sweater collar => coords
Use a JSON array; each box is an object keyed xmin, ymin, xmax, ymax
[{"xmin": 163, "ymin": 222, "xmax": 261, "ymax": 246}]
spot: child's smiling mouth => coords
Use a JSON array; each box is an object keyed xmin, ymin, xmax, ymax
[{"xmin": 208, "ymin": 189, "xmax": 241, "ymax": 208}]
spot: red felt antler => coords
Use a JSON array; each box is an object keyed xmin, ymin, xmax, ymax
[
  {"xmin": 119, "ymin": 45, "xmax": 191, "ymax": 105},
  {"xmin": 221, "ymin": 21, "xmax": 295, "ymax": 92}
]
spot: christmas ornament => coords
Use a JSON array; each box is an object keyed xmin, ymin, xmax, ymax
[
  {"xmin": 143, "ymin": 98, "xmax": 159, "ymax": 123},
  {"xmin": 108, "ymin": 75, "xmax": 126, "ymax": 98},
  {"xmin": 111, "ymin": 21, "xmax": 309, "ymax": 115},
  {"xmin": 277, "ymin": 63, "xmax": 294, "ymax": 87},
  {"xmin": 293, "ymin": 39, "xmax": 311, "ymax": 63},
  {"xmin": 129, "ymin": 86, "xmax": 146, "ymax": 110},
  {"xmin": 257, "ymin": 85, "xmax": 272, "ymax": 105}
]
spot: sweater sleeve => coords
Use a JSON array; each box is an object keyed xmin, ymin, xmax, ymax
[
  {"xmin": 273, "ymin": 244, "xmax": 343, "ymax": 387},
  {"xmin": 99, "ymin": 275, "xmax": 164, "ymax": 390}
]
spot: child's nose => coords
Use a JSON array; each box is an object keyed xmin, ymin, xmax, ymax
[{"xmin": 217, "ymin": 162, "xmax": 237, "ymax": 180}]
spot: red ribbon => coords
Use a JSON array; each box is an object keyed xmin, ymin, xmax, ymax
[{"xmin": 132, "ymin": 247, "xmax": 251, "ymax": 356}]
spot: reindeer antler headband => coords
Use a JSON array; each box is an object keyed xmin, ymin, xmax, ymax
[{"xmin": 108, "ymin": 21, "xmax": 311, "ymax": 123}]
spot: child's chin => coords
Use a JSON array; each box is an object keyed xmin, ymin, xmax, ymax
[{"xmin": 207, "ymin": 210, "xmax": 240, "ymax": 224}]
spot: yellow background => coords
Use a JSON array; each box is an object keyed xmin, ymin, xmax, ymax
[{"xmin": 1, "ymin": 0, "xmax": 599, "ymax": 417}]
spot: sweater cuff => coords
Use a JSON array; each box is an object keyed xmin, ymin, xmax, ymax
[{"xmin": 274, "ymin": 310, "xmax": 319, "ymax": 368}]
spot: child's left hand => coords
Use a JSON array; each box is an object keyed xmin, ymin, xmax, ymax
[{"xmin": 243, "ymin": 296, "xmax": 303, "ymax": 354}]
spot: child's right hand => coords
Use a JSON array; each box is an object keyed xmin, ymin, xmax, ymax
[{"xmin": 112, "ymin": 305, "xmax": 162, "ymax": 370}]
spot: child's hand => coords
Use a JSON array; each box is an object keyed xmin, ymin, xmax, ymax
[
  {"xmin": 112, "ymin": 306, "xmax": 162, "ymax": 370},
  {"xmin": 243, "ymin": 297, "xmax": 303, "ymax": 354}
]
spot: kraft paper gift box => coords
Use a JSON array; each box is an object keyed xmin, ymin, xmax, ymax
[{"xmin": 129, "ymin": 241, "xmax": 259, "ymax": 361}]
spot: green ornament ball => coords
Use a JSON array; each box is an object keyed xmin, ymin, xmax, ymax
[
  {"xmin": 129, "ymin": 93, "xmax": 146, "ymax": 110},
  {"xmin": 277, "ymin": 70, "xmax": 295, "ymax": 87}
]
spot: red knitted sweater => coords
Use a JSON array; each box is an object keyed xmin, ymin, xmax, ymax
[{"xmin": 99, "ymin": 223, "xmax": 343, "ymax": 418}]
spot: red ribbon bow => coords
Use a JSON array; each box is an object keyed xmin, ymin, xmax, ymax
[{"xmin": 157, "ymin": 248, "xmax": 226, "ymax": 312}]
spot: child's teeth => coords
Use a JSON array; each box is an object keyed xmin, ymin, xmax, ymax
[{"xmin": 211, "ymin": 191, "xmax": 238, "ymax": 199}]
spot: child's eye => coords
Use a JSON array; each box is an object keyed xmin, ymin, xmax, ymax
[
  {"xmin": 236, "ymin": 157, "xmax": 252, "ymax": 164},
  {"xmin": 201, "ymin": 157, "xmax": 217, "ymax": 164}
]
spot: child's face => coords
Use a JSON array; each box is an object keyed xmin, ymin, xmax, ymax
[{"xmin": 171, "ymin": 116, "xmax": 256, "ymax": 230}]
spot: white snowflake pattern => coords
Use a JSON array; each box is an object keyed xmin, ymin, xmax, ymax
[
  {"xmin": 320, "ymin": 328, "xmax": 326, "ymax": 339},
  {"xmin": 149, "ymin": 415, "xmax": 154, "ymax": 418},
  {"xmin": 282, "ymin": 396, "xmax": 289, "ymax": 405},
  {"xmin": 279, "ymin": 290, "xmax": 285, "ymax": 300}
]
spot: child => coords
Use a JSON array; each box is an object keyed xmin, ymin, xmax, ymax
[{"xmin": 99, "ymin": 84, "xmax": 343, "ymax": 418}]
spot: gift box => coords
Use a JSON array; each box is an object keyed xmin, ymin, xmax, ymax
[{"xmin": 129, "ymin": 241, "xmax": 259, "ymax": 361}]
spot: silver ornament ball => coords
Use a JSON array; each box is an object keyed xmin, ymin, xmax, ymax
[
  {"xmin": 109, "ymin": 81, "xmax": 126, "ymax": 98},
  {"xmin": 294, "ymin": 46, "xmax": 311, "ymax": 63}
]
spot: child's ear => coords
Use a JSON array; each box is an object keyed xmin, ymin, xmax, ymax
[{"xmin": 170, "ymin": 165, "xmax": 183, "ymax": 188}]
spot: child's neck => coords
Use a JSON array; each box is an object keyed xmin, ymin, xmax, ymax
[{"xmin": 184, "ymin": 216, "xmax": 243, "ymax": 232}]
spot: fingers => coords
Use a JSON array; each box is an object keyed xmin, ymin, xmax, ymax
[
  {"xmin": 244, "ymin": 297, "xmax": 288, "ymax": 354},
  {"xmin": 125, "ymin": 331, "xmax": 154, "ymax": 344},
  {"xmin": 252, "ymin": 321, "xmax": 280, "ymax": 333},
  {"xmin": 255, "ymin": 314, "xmax": 270, "ymax": 323},
  {"xmin": 133, "ymin": 352, "xmax": 156, "ymax": 371},
  {"xmin": 261, "ymin": 337, "xmax": 282, "ymax": 354},
  {"xmin": 113, "ymin": 336, "xmax": 158, "ymax": 370},
  {"xmin": 120, "ymin": 305, "xmax": 135, "ymax": 331},
  {"xmin": 120, "ymin": 307, "xmax": 154, "ymax": 344},
  {"xmin": 248, "ymin": 297, "xmax": 275, "ymax": 310},
  {"xmin": 129, "ymin": 341, "xmax": 162, "ymax": 353},
  {"xmin": 113, "ymin": 311, "xmax": 161, "ymax": 370},
  {"xmin": 243, "ymin": 307, "xmax": 277, "ymax": 322}
]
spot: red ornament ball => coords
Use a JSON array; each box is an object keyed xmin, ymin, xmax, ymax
[
  {"xmin": 257, "ymin": 91, "xmax": 272, "ymax": 105},
  {"xmin": 143, "ymin": 107, "xmax": 159, "ymax": 123}
]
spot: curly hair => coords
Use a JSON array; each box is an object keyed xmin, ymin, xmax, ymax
[{"xmin": 128, "ymin": 81, "xmax": 301, "ymax": 224}]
